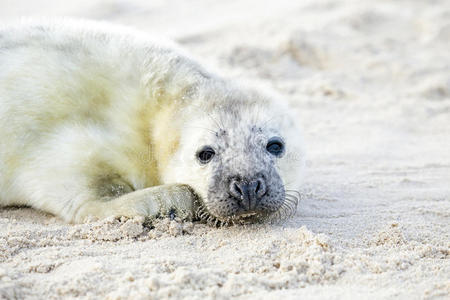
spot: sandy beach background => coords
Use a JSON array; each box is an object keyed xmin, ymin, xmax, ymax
[{"xmin": 1, "ymin": 0, "xmax": 449, "ymax": 299}]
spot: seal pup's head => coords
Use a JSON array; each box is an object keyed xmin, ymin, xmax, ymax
[{"xmin": 161, "ymin": 80, "xmax": 304, "ymax": 225}]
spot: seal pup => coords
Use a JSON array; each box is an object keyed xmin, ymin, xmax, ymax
[{"xmin": 0, "ymin": 19, "xmax": 304, "ymax": 224}]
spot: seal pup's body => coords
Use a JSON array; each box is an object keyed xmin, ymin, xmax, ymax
[{"xmin": 0, "ymin": 20, "xmax": 304, "ymax": 223}]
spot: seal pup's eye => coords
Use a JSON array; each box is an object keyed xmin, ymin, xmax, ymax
[
  {"xmin": 197, "ymin": 146, "xmax": 215, "ymax": 164},
  {"xmin": 266, "ymin": 137, "xmax": 284, "ymax": 157}
]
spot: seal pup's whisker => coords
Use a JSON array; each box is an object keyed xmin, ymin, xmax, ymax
[
  {"xmin": 265, "ymin": 190, "xmax": 300, "ymax": 223},
  {"xmin": 184, "ymin": 125, "xmax": 217, "ymax": 135},
  {"xmin": 189, "ymin": 103, "xmax": 225, "ymax": 132},
  {"xmin": 286, "ymin": 189, "xmax": 302, "ymax": 199},
  {"xmin": 260, "ymin": 113, "xmax": 289, "ymax": 131}
]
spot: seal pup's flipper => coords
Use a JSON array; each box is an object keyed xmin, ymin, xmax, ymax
[{"xmin": 73, "ymin": 184, "xmax": 196, "ymax": 223}]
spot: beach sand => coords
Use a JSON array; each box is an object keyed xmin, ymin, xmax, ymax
[{"xmin": 1, "ymin": 0, "xmax": 449, "ymax": 299}]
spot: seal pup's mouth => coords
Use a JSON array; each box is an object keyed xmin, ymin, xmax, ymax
[
  {"xmin": 194, "ymin": 190, "xmax": 300, "ymax": 227},
  {"xmin": 239, "ymin": 212, "xmax": 258, "ymax": 218}
]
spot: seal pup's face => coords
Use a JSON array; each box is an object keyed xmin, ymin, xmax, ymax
[
  {"xmin": 162, "ymin": 85, "xmax": 304, "ymax": 224},
  {"xmin": 196, "ymin": 124, "xmax": 287, "ymax": 222}
]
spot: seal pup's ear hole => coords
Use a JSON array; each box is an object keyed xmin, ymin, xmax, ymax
[
  {"xmin": 197, "ymin": 146, "xmax": 215, "ymax": 164},
  {"xmin": 266, "ymin": 137, "xmax": 285, "ymax": 157}
]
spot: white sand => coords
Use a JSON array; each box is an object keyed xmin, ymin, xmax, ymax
[{"xmin": 1, "ymin": 0, "xmax": 449, "ymax": 299}]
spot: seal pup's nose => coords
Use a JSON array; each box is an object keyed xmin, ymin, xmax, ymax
[{"xmin": 229, "ymin": 176, "xmax": 266, "ymax": 211}]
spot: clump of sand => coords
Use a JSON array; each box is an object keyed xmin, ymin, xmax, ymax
[
  {"xmin": 69, "ymin": 216, "xmax": 195, "ymax": 242},
  {"xmin": 369, "ymin": 223, "xmax": 406, "ymax": 247}
]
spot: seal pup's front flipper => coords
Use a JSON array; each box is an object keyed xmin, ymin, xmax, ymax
[{"xmin": 73, "ymin": 184, "xmax": 197, "ymax": 223}]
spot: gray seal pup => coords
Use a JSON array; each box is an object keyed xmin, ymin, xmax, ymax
[{"xmin": 0, "ymin": 19, "xmax": 304, "ymax": 224}]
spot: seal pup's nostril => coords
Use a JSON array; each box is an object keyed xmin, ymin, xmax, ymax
[
  {"xmin": 230, "ymin": 179, "xmax": 243, "ymax": 199},
  {"xmin": 254, "ymin": 178, "xmax": 266, "ymax": 199},
  {"xmin": 233, "ymin": 182, "xmax": 243, "ymax": 197}
]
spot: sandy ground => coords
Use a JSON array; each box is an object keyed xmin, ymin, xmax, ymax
[{"xmin": 1, "ymin": 0, "xmax": 450, "ymax": 299}]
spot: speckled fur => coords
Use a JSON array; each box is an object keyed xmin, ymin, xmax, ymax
[{"xmin": 0, "ymin": 19, "xmax": 304, "ymax": 223}]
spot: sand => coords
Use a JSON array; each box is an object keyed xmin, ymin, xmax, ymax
[{"xmin": 0, "ymin": 0, "xmax": 449, "ymax": 299}]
